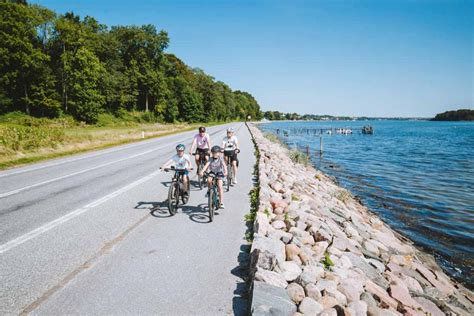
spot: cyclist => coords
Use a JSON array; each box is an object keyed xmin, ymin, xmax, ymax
[
  {"xmin": 161, "ymin": 144, "xmax": 192, "ymax": 199},
  {"xmin": 190, "ymin": 126, "xmax": 211, "ymax": 173},
  {"xmin": 222, "ymin": 127, "xmax": 240, "ymax": 184},
  {"xmin": 200, "ymin": 145, "xmax": 227, "ymax": 209}
]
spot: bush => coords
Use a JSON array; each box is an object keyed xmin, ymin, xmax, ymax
[
  {"xmin": 289, "ymin": 149, "xmax": 309, "ymax": 165},
  {"xmin": 263, "ymin": 132, "xmax": 280, "ymax": 143},
  {"xmin": 0, "ymin": 125, "xmax": 66, "ymax": 152}
]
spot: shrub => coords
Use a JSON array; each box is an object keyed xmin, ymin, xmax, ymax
[
  {"xmin": 0, "ymin": 125, "xmax": 66, "ymax": 152},
  {"xmin": 289, "ymin": 149, "xmax": 309, "ymax": 165},
  {"xmin": 263, "ymin": 132, "xmax": 280, "ymax": 143}
]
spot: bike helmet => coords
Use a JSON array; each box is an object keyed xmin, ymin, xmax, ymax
[
  {"xmin": 176, "ymin": 144, "xmax": 185, "ymax": 151},
  {"xmin": 211, "ymin": 145, "xmax": 221, "ymax": 153},
  {"xmin": 199, "ymin": 126, "xmax": 206, "ymax": 133},
  {"xmin": 227, "ymin": 127, "xmax": 234, "ymax": 133}
]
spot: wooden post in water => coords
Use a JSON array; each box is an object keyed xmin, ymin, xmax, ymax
[
  {"xmin": 306, "ymin": 145, "xmax": 310, "ymax": 157},
  {"xmin": 319, "ymin": 136, "xmax": 323, "ymax": 156}
]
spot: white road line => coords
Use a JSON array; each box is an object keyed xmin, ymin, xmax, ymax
[
  {"xmin": 0, "ymin": 130, "xmax": 197, "ymax": 179},
  {"xmin": 0, "ymin": 170, "xmax": 162, "ymax": 255},
  {"xmin": 0, "ymin": 145, "xmax": 167, "ymax": 199}
]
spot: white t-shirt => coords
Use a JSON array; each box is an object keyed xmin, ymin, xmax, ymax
[
  {"xmin": 222, "ymin": 135, "xmax": 238, "ymax": 151},
  {"xmin": 171, "ymin": 154, "xmax": 192, "ymax": 169}
]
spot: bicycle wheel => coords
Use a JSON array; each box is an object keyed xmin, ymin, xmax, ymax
[
  {"xmin": 197, "ymin": 163, "xmax": 203, "ymax": 190},
  {"xmin": 168, "ymin": 182, "xmax": 178, "ymax": 215},
  {"xmin": 208, "ymin": 188, "xmax": 214, "ymax": 222},
  {"xmin": 227, "ymin": 164, "xmax": 232, "ymax": 192}
]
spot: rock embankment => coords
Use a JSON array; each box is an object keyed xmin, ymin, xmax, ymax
[{"xmin": 247, "ymin": 123, "xmax": 473, "ymax": 316}]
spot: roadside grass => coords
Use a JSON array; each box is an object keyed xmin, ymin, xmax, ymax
[
  {"xmin": 0, "ymin": 112, "xmax": 234, "ymax": 170},
  {"xmin": 289, "ymin": 149, "xmax": 310, "ymax": 166}
]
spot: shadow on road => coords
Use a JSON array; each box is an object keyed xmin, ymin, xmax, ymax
[
  {"xmin": 134, "ymin": 201, "xmax": 171, "ymax": 218},
  {"xmin": 231, "ymin": 244, "xmax": 251, "ymax": 316}
]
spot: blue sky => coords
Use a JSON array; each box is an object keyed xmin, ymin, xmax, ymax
[{"xmin": 32, "ymin": 0, "xmax": 473, "ymax": 117}]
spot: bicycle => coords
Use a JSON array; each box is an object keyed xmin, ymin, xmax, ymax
[
  {"xmin": 193, "ymin": 151, "xmax": 209, "ymax": 190},
  {"xmin": 206, "ymin": 172, "xmax": 221, "ymax": 222},
  {"xmin": 162, "ymin": 166, "xmax": 193, "ymax": 215},
  {"xmin": 223, "ymin": 148, "xmax": 240, "ymax": 192}
]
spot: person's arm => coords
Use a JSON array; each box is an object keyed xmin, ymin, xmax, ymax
[
  {"xmin": 161, "ymin": 158, "xmax": 174, "ymax": 169},
  {"xmin": 185, "ymin": 156, "xmax": 193, "ymax": 169},
  {"xmin": 189, "ymin": 137, "xmax": 197, "ymax": 155},
  {"xmin": 207, "ymin": 133, "xmax": 212, "ymax": 149},
  {"xmin": 222, "ymin": 158, "xmax": 228, "ymax": 176},
  {"xmin": 235, "ymin": 137, "xmax": 240, "ymax": 151},
  {"xmin": 200, "ymin": 161, "xmax": 210, "ymax": 176}
]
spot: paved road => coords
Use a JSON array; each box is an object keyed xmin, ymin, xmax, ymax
[{"xmin": 0, "ymin": 123, "xmax": 254, "ymax": 315}]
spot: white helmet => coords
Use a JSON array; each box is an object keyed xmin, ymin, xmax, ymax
[{"xmin": 227, "ymin": 127, "xmax": 234, "ymax": 133}]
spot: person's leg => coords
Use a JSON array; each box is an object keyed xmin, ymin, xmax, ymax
[
  {"xmin": 232, "ymin": 155, "xmax": 238, "ymax": 183},
  {"xmin": 217, "ymin": 179, "xmax": 224, "ymax": 207},
  {"xmin": 183, "ymin": 174, "xmax": 189, "ymax": 192},
  {"xmin": 195, "ymin": 153, "xmax": 200, "ymax": 171}
]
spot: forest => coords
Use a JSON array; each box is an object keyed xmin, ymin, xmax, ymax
[{"xmin": 0, "ymin": 0, "xmax": 262, "ymax": 124}]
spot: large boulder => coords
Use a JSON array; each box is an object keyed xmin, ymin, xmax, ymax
[
  {"xmin": 251, "ymin": 281, "xmax": 297, "ymax": 316},
  {"xmin": 251, "ymin": 235, "xmax": 286, "ymax": 272}
]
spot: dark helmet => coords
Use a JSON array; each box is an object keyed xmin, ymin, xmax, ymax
[
  {"xmin": 199, "ymin": 126, "xmax": 206, "ymax": 133},
  {"xmin": 211, "ymin": 145, "xmax": 221, "ymax": 153},
  {"xmin": 176, "ymin": 144, "xmax": 185, "ymax": 151}
]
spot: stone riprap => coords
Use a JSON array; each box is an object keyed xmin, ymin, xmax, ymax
[{"xmin": 247, "ymin": 123, "xmax": 473, "ymax": 316}]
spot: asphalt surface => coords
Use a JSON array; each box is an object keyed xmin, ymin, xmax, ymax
[{"xmin": 0, "ymin": 123, "xmax": 254, "ymax": 315}]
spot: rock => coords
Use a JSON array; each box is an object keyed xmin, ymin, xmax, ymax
[
  {"xmin": 323, "ymin": 287, "xmax": 347, "ymax": 305},
  {"xmin": 389, "ymin": 255, "xmax": 413, "ymax": 267},
  {"xmin": 300, "ymin": 235, "xmax": 316, "ymax": 245},
  {"xmin": 289, "ymin": 227, "xmax": 310, "ymax": 239},
  {"xmin": 251, "ymin": 235, "xmax": 286, "ymax": 271},
  {"xmin": 365, "ymin": 280, "xmax": 398, "ymax": 309},
  {"xmin": 312, "ymin": 241, "xmax": 329, "ymax": 255},
  {"xmin": 287, "ymin": 282, "xmax": 306, "ymax": 304},
  {"xmin": 388, "ymin": 281, "xmax": 422, "ymax": 310},
  {"xmin": 338, "ymin": 281, "xmax": 364, "ymax": 303},
  {"xmin": 413, "ymin": 262, "xmax": 454, "ymax": 296},
  {"xmin": 279, "ymin": 261, "xmax": 303, "ymax": 282},
  {"xmin": 305, "ymin": 283, "xmax": 322, "ymax": 301},
  {"xmin": 272, "ymin": 220, "xmax": 287, "ymax": 230},
  {"xmin": 345, "ymin": 301, "xmax": 368, "ymax": 316},
  {"xmin": 319, "ymin": 295, "xmax": 338, "ymax": 309},
  {"xmin": 270, "ymin": 181, "xmax": 284, "ymax": 193},
  {"xmin": 274, "ymin": 207, "xmax": 285, "ymax": 215},
  {"xmin": 251, "ymin": 281, "xmax": 297, "ymax": 316},
  {"xmin": 344, "ymin": 253, "xmax": 388, "ymax": 289},
  {"xmin": 286, "ymin": 244, "xmax": 301, "ymax": 261},
  {"xmin": 255, "ymin": 268, "xmax": 288, "ymax": 288},
  {"xmin": 299, "ymin": 297, "xmax": 324, "ymax": 315},
  {"xmin": 367, "ymin": 258, "xmax": 385, "ymax": 273},
  {"xmin": 316, "ymin": 279, "xmax": 338, "ymax": 292},
  {"xmin": 255, "ymin": 212, "xmax": 273, "ymax": 236},
  {"xmin": 363, "ymin": 239, "xmax": 380, "ymax": 256},
  {"xmin": 413, "ymin": 297, "xmax": 444, "ymax": 316},
  {"xmin": 319, "ymin": 308, "xmax": 337, "ymax": 316},
  {"xmin": 299, "ymin": 252, "xmax": 311, "ymax": 265},
  {"xmin": 268, "ymin": 230, "xmax": 293, "ymax": 244},
  {"xmin": 360, "ymin": 292, "xmax": 377, "ymax": 308},
  {"xmin": 270, "ymin": 197, "xmax": 288, "ymax": 210}
]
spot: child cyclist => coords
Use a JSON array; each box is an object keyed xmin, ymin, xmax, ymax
[
  {"xmin": 200, "ymin": 145, "xmax": 227, "ymax": 209},
  {"xmin": 161, "ymin": 144, "xmax": 193, "ymax": 200},
  {"xmin": 190, "ymin": 126, "xmax": 211, "ymax": 173},
  {"xmin": 222, "ymin": 127, "xmax": 240, "ymax": 184}
]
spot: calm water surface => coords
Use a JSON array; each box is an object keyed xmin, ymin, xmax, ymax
[{"xmin": 259, "ymin": 120, "xmax": 474, "ymax": 287}]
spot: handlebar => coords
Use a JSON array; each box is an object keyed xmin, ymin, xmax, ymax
[{"xmin": 161, "ymin": 166, "xmax": 193, "ymax": 172}]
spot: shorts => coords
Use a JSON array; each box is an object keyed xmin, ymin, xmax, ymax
[
  {"xmin": 176, "ymin": 170, "xmax": 189, "ymax": 176},
  {"xmin": 209, "ymin": 171, "xmax": 225, "ymax": 179},
  {"xmin": 223, "ymin": 150, "xmax": 238, "ymax": 163},
  {"xmin": 196, "ymin": 148, "xmax": 209, "ymax": 156}
]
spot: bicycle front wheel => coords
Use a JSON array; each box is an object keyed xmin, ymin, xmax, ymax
[
  {"xmin": 168, "ymin": 182, "xmax": 179, "ymax": 215},
  {"xmin": 227, "ymin": 165, "xmax": 232, "ymax": 192},
  {"xmin": 208, "ymin": 189, "xmax": 214, "ymax": 222}
]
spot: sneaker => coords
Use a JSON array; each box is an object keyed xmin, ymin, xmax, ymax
[
  {"xmin": 233, "ymin": 178, "xmax": 238, "ymax": 184},
  {"xmin": 205, "ymin": 191, "xmax": 209, "ymax": 198},
  {"xmin": 220, "ymin": 203, "xmax": 225, "ymax": 209}
]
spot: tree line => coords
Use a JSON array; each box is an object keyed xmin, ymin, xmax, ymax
[
  {"xmin": 0, "ymin": 0, "xmax": 262, "ymax": 123},
  {"xmin": 431, "ymin": 109, "xmax": 474, "ymax": 121}
]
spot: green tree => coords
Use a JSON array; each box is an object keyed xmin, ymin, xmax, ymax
[{"xmin": 67, "ymin": 47, "xmax": 105, "ymax": 123}]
